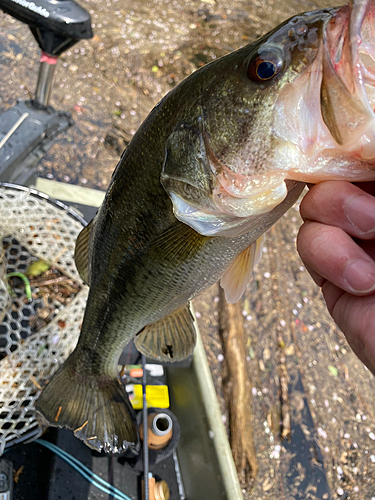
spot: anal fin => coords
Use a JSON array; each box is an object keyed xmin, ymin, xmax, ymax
[
  {"xmin": 134, "ymin": 303, "xmax": 196, "ymax": 362},
  {"xmin": 220, "ymin": 235, "xmax": 265, "ymax": 303}
]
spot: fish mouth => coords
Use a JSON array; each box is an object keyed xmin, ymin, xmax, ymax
[
  {"xmin": 211, "ymin": 1, "xmax": 375, "ymax": 219},
  {"xmin": 320, "ymin": 0, "xmax": 375, "ymax": 158},
  {"xmin": 267, "ymin": 0, "xmax": 375, "ymax": 186},
  {"xmin": 169, "ymin": 1, "xmax": 375, "ymax": 228}
]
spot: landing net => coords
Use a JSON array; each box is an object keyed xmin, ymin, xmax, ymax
[{"xmin": 0, "ymin": 184, "xmax": 88, "ymax": 455}]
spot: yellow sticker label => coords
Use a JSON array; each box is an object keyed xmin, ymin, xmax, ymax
[{"xmin": 130, "ymin": 385, "xmax": 170, "ymax": 410}]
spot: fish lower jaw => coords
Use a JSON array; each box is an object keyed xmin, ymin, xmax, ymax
[
  {"xmin": 356, "ymin": 123, "xmax": 375, "ymax": 159},
  {"xmin": 211, "ymin": 170, "xmax": 289, "ymax": 218},
  {"xmin": 212, "ymin": 139, "xmax": 375, "ymax": 218},
  {"xmin": 270, "ymin": 139, "xmax": 375, "ymax": 185}
]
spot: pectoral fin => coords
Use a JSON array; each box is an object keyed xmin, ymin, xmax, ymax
[
  {"xmin": 220, "ymin": 235, "xmax": 265, "ymax": 303},
  {"xmin": 149, "ymin": 221, "xmax": 207, "ymax": 264},
  {"xmin": 74, "ymin": 218, "xmax": 95, "ymax": 285},
  {"xmin": 134, "ymin": 303, "xmax": 196, "ymax": 362}
]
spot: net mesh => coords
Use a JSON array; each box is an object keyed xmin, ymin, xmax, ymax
[{"xmin": 0, "ymin": 185, "xmax": 88, "ymax": 455}]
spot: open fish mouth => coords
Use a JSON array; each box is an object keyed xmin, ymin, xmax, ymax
[
  {"xmin": 163, "ymin": 1, "xmax": 375, "ymax": 237},
  {"xmin": 210, "ymin": 0, "xmax": 375, "ymax": 220},
  {"xmin": 320, "ymin": 0, "xmax": 375, "ymax": 157}
]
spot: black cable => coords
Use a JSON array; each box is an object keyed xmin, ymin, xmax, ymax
[{"xmin": 142, "ymin": 354, "xmax": 149, "ymax": 500}]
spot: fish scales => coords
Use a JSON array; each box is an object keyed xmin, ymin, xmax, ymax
[{"xmin": 37, "ymin": 0, "xmax": 375, "ymax": 453}]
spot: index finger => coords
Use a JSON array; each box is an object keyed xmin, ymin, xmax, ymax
[
  {"xmin": 297, "ymin": 220, "xmax": 375, "ymax": 295},
  {"xmin": 300, "ymin": 181, "xmax": 375, "ymax": 239}
]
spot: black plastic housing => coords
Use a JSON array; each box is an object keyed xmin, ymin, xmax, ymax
[
  {"xmin": 0, "ymin": 100, "xmax": 74, "ymax": 184},
  {"xmin": 0, "ymin": 0, "xmax": 93, "ymax": 55}
]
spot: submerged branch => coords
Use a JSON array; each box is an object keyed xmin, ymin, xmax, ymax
[{"xmin": 218, "ymin": 287, "xmax": 258, "ymax": 484}]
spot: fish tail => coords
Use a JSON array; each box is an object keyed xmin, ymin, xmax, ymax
[{"xmin": 36, "ymin": 354, "xmax": 139, "ymax": 453}]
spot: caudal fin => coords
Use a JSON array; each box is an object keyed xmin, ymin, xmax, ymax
[{"xmin": 36, "ymin": 355, "xmax": 139, "ymax": 453}]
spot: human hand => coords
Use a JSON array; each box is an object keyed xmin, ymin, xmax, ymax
[{"xmin": 297, "ymin": 181, "xmax": 375, "ymax": 375}]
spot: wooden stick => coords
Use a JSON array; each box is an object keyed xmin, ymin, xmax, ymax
[{"xmin": 218, "ymin": 287, "xmax": 258, "ymax": 484}]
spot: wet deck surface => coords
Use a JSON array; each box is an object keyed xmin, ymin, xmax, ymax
[{"xmin": 1, "ymin": 0, "xmax": 375, "ymax": 499}]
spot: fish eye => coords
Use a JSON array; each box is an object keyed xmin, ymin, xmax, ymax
[{"xmin": 247, "ymin": 51, "xmax": 283, "ymax": 83}]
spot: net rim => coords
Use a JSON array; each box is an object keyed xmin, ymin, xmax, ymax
[{"xmin": 0, "ymin": 182, "xmax": 88, "ymax": 227}]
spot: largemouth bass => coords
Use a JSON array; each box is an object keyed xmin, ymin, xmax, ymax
[{"xmin": 37, "ymin": 0, "xmax": 375, "ymax": 453}]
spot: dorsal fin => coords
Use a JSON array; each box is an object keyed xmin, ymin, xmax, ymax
[
  {"xmin": 134, "ymin": 303, "xmax": 196, "ymax": 362},
  {"xmin": 74, "ymin": 218, "xmax": 95, "ymax": 285},
  {"xmin": 220, "ymin": 235, "xmax": 264, "ymax": 303}
]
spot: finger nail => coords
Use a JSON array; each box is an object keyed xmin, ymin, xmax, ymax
[
  {"xmin": 342, "ymin": 259, "xmax": 375, "ymax": 293},
  {"xmin": 345, "ymin": 195, "xmax": 375, "ymax": 234}
]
